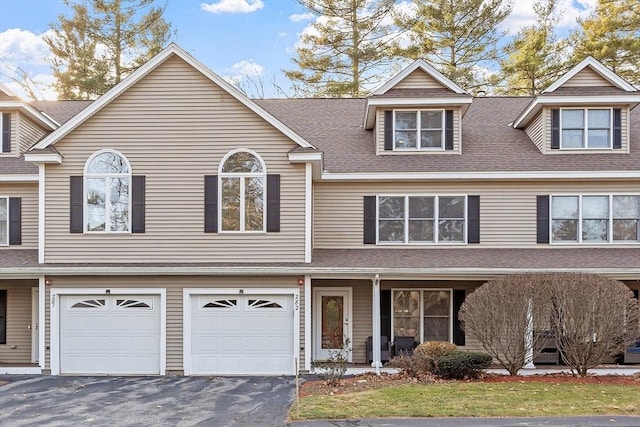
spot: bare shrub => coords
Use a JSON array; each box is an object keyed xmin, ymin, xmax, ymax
[
  {"xmin": 547, "ymin": 273, "xmax": 639, "ymax": 376},
  {"xmin": 459, "ymin": 274, "xmax": 555, "ymax": 375},
  {"xmin": 389, "ymin": 353, "xmax": 434, "ymax": 378},
  {"xmin": 415, "ymin": 341, "xmax": 457, "ymax": 360}
]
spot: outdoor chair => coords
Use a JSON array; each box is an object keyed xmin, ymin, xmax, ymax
[
  {"xmin": 393, "ymin": 336, "xmax": 416, "ymax": 357},
  {"xmin": 366, "ymin": 336, "xmax": 390, "ymax": 364}
]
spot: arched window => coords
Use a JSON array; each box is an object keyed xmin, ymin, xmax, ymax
[
  {"xmin": 84, "ymin": 150, "xmax": 131, "ymax": 232},
  {"xmin": 219, "ymin": 150, "xmax": 266, "ymax": 232}
]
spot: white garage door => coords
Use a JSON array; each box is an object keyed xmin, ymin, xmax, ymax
[
  {"xmin": 190, "ymin": 294, "xmax": 294, "ymax": 375},
  {"xmin": 60, "ymin": 295, "xmax": 161, "ymax": 374}
]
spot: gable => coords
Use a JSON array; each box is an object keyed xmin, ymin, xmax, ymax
[
  {"xmin": 393, "ymin": 69, "xmax": 447, "ymax": 90},
  {"xmin": 561, "ymin": 66, "xmax": 614, "ymax": 88}
]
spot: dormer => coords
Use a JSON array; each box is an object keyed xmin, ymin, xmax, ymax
[
  {"xmin": 513, "ymin": 57, "xmax": 640, "ymax": 154},
  {"xmin": 364, "ymin": 60, "xmax": 473, "ymax": 155},
  {"xmin": 0, "ymin": 85, "xmax": 58, "ymax": 157}
]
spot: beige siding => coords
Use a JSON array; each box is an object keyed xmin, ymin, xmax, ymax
[
  {"xmin": 393, "ymin": 70, "xmax": 444, "ymax": 90},
  {"xmin": 17, "ymin": 112, "xmax": 48, "ymax": 154},
  {"xmin": 44, "ymin": 55, "xmax": 306, "ymax": 263},
  {"xmin": 376, "ymin": 107, "xmax": 462, "ymax": 154},
  {"xmin": 0, "ymin": 280, "xmax": 36, "ymax": 363},
  {"xmin": 525, "ymin": 110, "xmax": 545, "ymax": 152},
  {"xmin": 542, "ymin": 106, "xmax": 629, "ymax": 153},
  {"xmin": 561, "ymin": 67, "xmax": 614, "ymax": 88},
  {"xmin": 313, "ymin": 180, "xmax": 640, "ymax": 248},
  {"xmin": 44, "ymin": 275, "xmax": 305, "ymax": 373},
  {"xmin": 0, "ymin": 183, "xmax": 39, "ymax": 249}
]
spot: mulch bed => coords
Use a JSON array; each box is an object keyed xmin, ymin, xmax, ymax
[{"xmin": 300, "ymin": 371, "xmax": 640, "ymax": 396}]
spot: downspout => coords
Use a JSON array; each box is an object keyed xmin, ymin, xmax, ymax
[{"xmin": 372, "ymin": 274, "xmax": 382, "ymax": 374}]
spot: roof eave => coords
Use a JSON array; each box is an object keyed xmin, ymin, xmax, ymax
[
  {"xmin": 544, "ymin": 57, "xmax": 638, "ymax": 93},
  {"xmin": 23, "ymin": 152, "xmax": 62, "ymax": 164},
  {"xmin": 0, "ymin": 101, "xmax": 58, "ymax": 130}
]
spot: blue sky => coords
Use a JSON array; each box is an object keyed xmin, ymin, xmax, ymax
[{"xmin": 0, "ymin": 0, "xmax": 597, "ymax": 99}]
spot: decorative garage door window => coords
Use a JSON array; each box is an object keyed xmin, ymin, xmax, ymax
[
  {"xmin": 201, "ymin": 299, "xmax": 238, "ymax": 309},
  {"xmin": 247, "ymin": 298, "xmax": 285, "ymax": 310},
  {"xmin": 115, "ymin": 298, "xmax": 152, "ymax": 309},
  {"xmin": 70, "ymin": 299, "xmax": 106, "ymax": 309}
]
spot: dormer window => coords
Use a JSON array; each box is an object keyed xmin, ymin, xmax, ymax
[
  {"xmin": 394, "ymin": 110, "xmax": 445, "ymax": 150},
  {"xmin": 560, "ymin": 108, "xmax": 612, "ymax": 149}
]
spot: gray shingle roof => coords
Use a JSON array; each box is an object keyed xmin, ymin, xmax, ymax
[
  {"xmin": 31, "ymin": 100, "xmax": 92, "ymax": 124},
  {"xmin": 0, "ymin": 156, "xmax": 38, "ymax": 174},
  {"xmin": 257, "ymin": 96, "xmax": 640, "ymax": 173}
]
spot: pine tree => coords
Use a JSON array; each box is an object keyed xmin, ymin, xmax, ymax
[
  {"xmin": 497, "ymin": 0, "xmax": 569, "ymax": 95},
  {"xmin": 396, "ymin": 0, "xmax": 512, "ymax": 93},
  {"xmin": 45, "ymin": 0, "xmax": 173, "ymax": 99},
  {"xmin": 284, "ymin": 0, "xmax": 400, "ymax": 97},
  {"xmin": 572, "ymin": 0, "xmax": 640, "ymax": 85}
]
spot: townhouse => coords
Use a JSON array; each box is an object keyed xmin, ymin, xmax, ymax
[{"xmin": 1, "ymin": 43, "xmax": 639, "ymax": 376}]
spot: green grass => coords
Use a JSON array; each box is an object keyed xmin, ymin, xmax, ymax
[{"xmin": 290, "ymin": 382, "xmax": 640, "ymax": 420}]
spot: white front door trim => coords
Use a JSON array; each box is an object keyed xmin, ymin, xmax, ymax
[
  {"xmin": 313, "ymin": 287, "xmax": 353, "ymax": 362},
  {"xmin": 50, "ymin": 287, "xmax": 166, "ymax": 375},
  {"xmin": 31, "ymin": 287, "xmax": 39, "ymax": 363},
  {"xmin": 183, "ymin": 287, "xmax": 300, "ymax": 376}
]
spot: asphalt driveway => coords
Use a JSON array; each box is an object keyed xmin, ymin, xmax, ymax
[{"xmin": 0, "ymin": 375, "xmax": 296, "ymax": 427}]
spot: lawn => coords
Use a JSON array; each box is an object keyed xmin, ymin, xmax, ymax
[{"xmin": 290, "ymin": 381, "xmax": 640, "ymax": 421}]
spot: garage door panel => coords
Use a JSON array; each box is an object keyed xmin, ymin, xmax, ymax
[
  {"xmin": 190, "ymin": 294, "xmax": 295, "ymax": 375},
  {"xmin": 60, "ymin": 294, "xmax": 161, "ymax": 375}
]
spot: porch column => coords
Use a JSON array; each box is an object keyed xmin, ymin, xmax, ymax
[
  {"xmin": 371, "ymin": 274, "xmax": 382, "ymax": 373},
  {"xmin": 523, "ymin": 298, "xmax": 535, "ymax": 369}
]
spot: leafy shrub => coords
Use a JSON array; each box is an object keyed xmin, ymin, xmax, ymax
[
  {"xmin": 435, "ymin": 351, "xmax": 492, "ymax": 379},
  {"xmin": 390, "ymin": 341, "xmax": 457, "ymax": 378}
]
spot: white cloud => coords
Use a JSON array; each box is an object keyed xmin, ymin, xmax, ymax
[
  {"xmin": 201, "ymin": 0, "xmax": 263, "ymax": 14},
  {"xmin": 0, "ymin": 28, "xmax": 52, "ymax": 65},
  {"xmin": 278, "ymin": 31, "xmax": 286, "ymax": 37},
  {"xmin": 501, "ymin": 0, "xmax": 596, "ymax": 34},
  {"xmin": 0, "ymin": 72, "xmax": 56, "ymax": 100},
  {"xmin": 228, "ymin": 59, "xmax": 264, "ymax": 77},
  {"xmin": 289, "ymin": 12, "xmax": 315, "ymax": 23}
]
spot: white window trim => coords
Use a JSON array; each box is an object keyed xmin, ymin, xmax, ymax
[
  {"xmin": 376, "ymin": 194, "xmax": 467, "ymax": 245},
  {"xmin": 182, "ymin": 287, "xmax": 300, "ymax": 376},
  {"xmin": 0, "ymin": 195, "xmax": 8, "ymax": 246},
  {"xmin": 83, "ymin": 149, "xmax": 132, "ymax": 234},
  {"xmin": 393, "ymin": 109, "xmax": 445, "ymax": 151},
  {"xmin": 559, "ymin": 108, "xmax": 613, "ymax": 150},
  {"xmin": 550, "ymin": 193, "xmax": 640, "ymax": 244},
  {"xmin": 218, "ymin": 148, "xmax": 267, "ymax": 233},
  {"xmin": 390, "ymin": 288, "xmax": 453, "ymax": 344},
  {"xmin": 49, "ymin": 287, "xmax": 167, "ymax": 376}
]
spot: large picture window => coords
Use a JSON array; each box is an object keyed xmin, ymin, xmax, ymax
[
  {"xmin": 392, "ymin": 289, "xmax": 451, "ymax": 343},
  {"xmin": 0, "ymin": 197, "xmax": 7, "ymax": 245},
  {"xmin": 551, "ymin": 195, "xmax": 640, "ymax": 243},
  {"xmin": 219, "ymin": 149, "xmax": 265, "ymax": 232},
  {"xmin": 377, "ymin": 195, "xmax": 466, "ymax": 244},
  {"xmin": 84, "ymin": 150, "xmax": 131, "ymax": 232},
  {"xmin": 394, "ymin": 110, "xmax": 444, "ymax": 150},
  {"xmin": 561, "ymin": 108, "xmax": 612, "ymax": 149}
]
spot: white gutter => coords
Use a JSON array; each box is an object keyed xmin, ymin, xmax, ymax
[{"xmin": 321, "ymin": 170, "xmax": 640, "ymax": 181}]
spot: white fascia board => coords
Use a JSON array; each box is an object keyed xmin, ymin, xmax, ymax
[
  {"xmin": 288, "ymin": 151, "xmax": 323, "ymax": 180},
  {"xmin": 544, "ymin": 57, "xmax": 638, "ymax": 93},
  {"xmin": 0, "ymin": 174, "xmax": 39, "ymax": 182},
  {"xmin": 364, "ymin": 97, "xmax": 473, "ymax": 129},
  {"xmin": 33, "ymin": 43, "xmax": 316, "ymax": 151},
  {"xmin": 513, "ymin": 94, "xmax": 640, "ymax": 128},
  {"xmin": 0, "ymin": 102, "xmax": 58, "ymax": 130},
  {"xmin": 372, "ymin": 59, "xmax": 468, "ymax": 95},
  {"xmin": 23, "ymin": 153, "xmax": 62, "ymax": 164},
  {"xmin": 321, "ymin": 170, "xmax": 640, "ymax": 181}
]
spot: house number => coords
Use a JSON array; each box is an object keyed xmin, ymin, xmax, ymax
[
  {"xmin": 294, "ymin": 294, "xmax": 299, "ymax": 311},
  {"xmin": 51, "ymin": 294, "xmax": 56, "ymax": 308}
]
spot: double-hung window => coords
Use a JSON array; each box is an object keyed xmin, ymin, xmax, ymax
[
  {"xmin": 392, "ymin": 289, "xmax": 452, "ymax": 343},
  {"xmin": 394, "ymin": 110, "xmax": 444, "ymax": 150},
  {"xmin": 561, "ymin": 108, "xmax": 612, "ymax": 149},
  {"xmin": 551, "ymin": 195, "xmax": 640, "ymax": 243},
  {"xmin": 377, "ymin": 195, "xmax": 466, "ymax": 243},
  {"xmin": 0, "ymin": 197, "xmax": 7, "ymax": 245},
  {"xmin": 84, "ymin": 150, "xmax": 131, "ymax": 233}
]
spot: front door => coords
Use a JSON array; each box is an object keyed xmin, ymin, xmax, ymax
[{"xmin": 313, "ymin": 288, "xmax": 352, "ymax": 361}]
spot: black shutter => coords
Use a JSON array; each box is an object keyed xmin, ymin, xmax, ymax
[
  {"xmin": 384, "ymin": 111, "xmax": 393, "ymax": 151},
  {"xmin": 467, "ymin": 195, "xmax": 480, "ymax": 244},
  {"xmin": 537, "ymin": 195, "xmax": 550, "ymax": 244},
  {"xmin": 8, "ymin": 198, "xmax": 21, "ymax": 245},
  {"xmin": 445, "ymin": 110, "xmax": 454, "ymax": 150},
  {"xmin": 0, "ymin": 290, "xmax": 6, "ymax": 344},
  {"xmin": 632, "ymin": 289, "xmax": 638, "ymax": 299},
  {"xmin": 204, "ymin": 175, "xmax": 218, "ymax": 233},
  {"xmin": 453, "ymin": 289, "xmax": 466, "ymax": 346},
  {"xmin": 363, "ymin": 196, "xmax": 376, "ymax": 244},
  {"xmin": 1, "ymin": 113, "xmax": 10, "ymax": 153},
  {"xmin": 70, "ymin": 176, "xmax": 83, "ymax": 233},
  {"xmin": 131, "ymin": 175, "xmax": 145, "ymax": 233},
  {"xmin": 381, "ymin": 289, "xmax": 391, "ymax": 343},
  {"xmin": 267, "ymin": 174, "xmax": 281, "ymax": 232},
  {"xmin": 551, "ymin": 109, "xmax": 560, "ymax": 149},
  {"xmin": 613, "ymin": 108, "xmax": 622, "ymax": 149}
]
